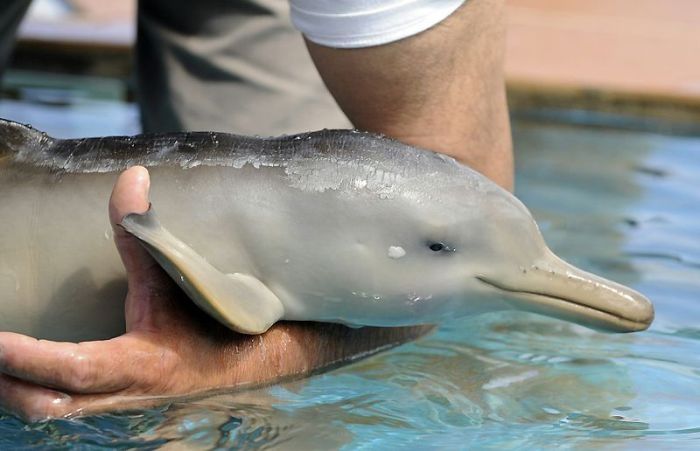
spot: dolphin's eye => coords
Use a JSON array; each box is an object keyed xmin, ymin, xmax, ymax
[
  {"xmin": 429, "ymin": 242, "xmax": 446, "ymax": 252},
  {"xmin": 427, "ymin": 242, "xmax": 456, "ymax": 253}
]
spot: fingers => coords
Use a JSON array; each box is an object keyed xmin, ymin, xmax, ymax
[
  {"xmin": 0, "ymin": 332, "xmax": 154, "ymax": 394},
  {"xmin": 0, "ymin": 375, "xmax": 167, "ymax": 422},
  {"xmin": 0, "ymin": 374, "xmax": 77, "ymax": 421}
]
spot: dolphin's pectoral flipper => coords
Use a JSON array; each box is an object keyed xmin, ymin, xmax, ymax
[{"xmin": 120, "ymin": 208, "xmax": 284, "ymax": 334}]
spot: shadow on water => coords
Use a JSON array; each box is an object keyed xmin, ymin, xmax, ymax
[{"xmin": 1, "ymin": 102, "xmax": 699, "ymax": 448}]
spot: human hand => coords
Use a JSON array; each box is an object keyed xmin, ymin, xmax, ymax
[{"xmin": 0, "ymin": 166, "xmax": 432, "ymax": 421}]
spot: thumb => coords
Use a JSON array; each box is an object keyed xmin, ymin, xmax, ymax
[
  {"xmin": 109, "ymin": 165, "xmax": 150, "ymax": 227},
  {"xmin": 109, "ymin": 166, "xmax": 178, "ymax": 330},
  {"xmin": 109, "ymin": 166, "xmax": 157, "ymax": 278},
  {"xmin": 109, "ymin": 167, "xmax": 212, "ymax": 332}
]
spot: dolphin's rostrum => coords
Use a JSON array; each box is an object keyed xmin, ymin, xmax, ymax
[{"xmin": 0, "ymin": 118, "xmax": 654, "ymax": 340}]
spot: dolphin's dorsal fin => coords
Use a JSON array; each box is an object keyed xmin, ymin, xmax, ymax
[
  {"xmin": 121, "ymin": 208, "xmax": 284, "ymax": 334},
  {"xmin": 0, "ymin": 118, "xmax": 54, "ymax": 159}
]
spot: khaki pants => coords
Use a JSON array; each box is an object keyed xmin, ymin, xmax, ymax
[{"xmin": 1, "ymin": 0, "xmax": 350, "ymax": 135}]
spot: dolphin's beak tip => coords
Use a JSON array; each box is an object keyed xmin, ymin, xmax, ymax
[{"xmin": 625, "ymin": 291, "xmax": 654, "ymax": 332}]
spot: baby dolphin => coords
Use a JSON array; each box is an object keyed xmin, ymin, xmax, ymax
[{"xmin": 0, "ymin": 118, "xmax": 653, "ymax": 340}]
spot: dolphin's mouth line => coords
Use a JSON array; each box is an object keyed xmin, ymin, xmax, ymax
[{"xmin": 475, "ymin": 275, "xmax": 642, "ymax": 325}]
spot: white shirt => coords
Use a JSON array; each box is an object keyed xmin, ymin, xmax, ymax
[{"xmin": 289, "ymin": 0, "xmax": 467, "ymax": 48}]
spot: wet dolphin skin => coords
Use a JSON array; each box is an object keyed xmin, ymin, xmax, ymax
[{"xmin": 0, "ymin": 119, "xmax": 654, "ymax": 340}]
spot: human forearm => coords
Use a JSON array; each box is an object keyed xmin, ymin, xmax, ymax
[
  {"xmin": 306, "ymin": 0, "xmax": 513, "ymax": 189},
  {"xmin": 229, "ymin": 323, "xmax": 434, "ymax": 385}
]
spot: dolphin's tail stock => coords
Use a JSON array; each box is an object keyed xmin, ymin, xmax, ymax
[{"xmin": 0, "ymin": 118, "xmax": 53, "ymax": 161}]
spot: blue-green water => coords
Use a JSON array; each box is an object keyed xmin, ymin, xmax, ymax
[{"xmin": 1, "ymin": 98, "xmax": 699, "ymax": 449}]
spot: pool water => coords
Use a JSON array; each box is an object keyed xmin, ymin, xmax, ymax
[{"xmin": 0, "ymin": 99, "xmax": 699, "ymax": 449}]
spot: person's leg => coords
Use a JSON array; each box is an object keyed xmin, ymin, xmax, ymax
[
  {"xmin": 0, "ymin": 0, "xmax": 31, "ymax": 74},
  {"xmin": 136, "ymin": 0, "xmax": 349, "ymax": 135}
]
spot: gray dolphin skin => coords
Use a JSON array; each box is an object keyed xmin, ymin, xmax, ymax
[{"xmin": 0, "ymin": 118, "xmax": 653, "ymax": 341}]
